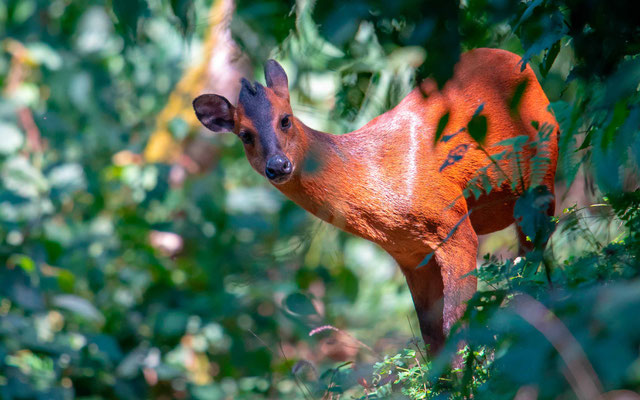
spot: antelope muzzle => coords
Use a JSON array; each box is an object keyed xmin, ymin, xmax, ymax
[{"xmin": 265, "ymin": 154, "xmax": 292, "ymax": 183}]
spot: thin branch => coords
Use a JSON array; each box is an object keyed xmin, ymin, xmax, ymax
[
  {"xmin": 17, "ymin": 107, "xmax": 43, "ymax": 153},
  {"xmin": 3, "ymin": 39, "xmax": 44, "ymax": 155},
  {"xmin": 406, "ymin": 315, "xmax": 429, "ymax": 365},
  {"xmin": 512, "ymin": 294, "xmax": 603, "ymax": 400}
]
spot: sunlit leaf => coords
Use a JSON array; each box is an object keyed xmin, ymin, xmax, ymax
[
  {"xmin": 53, "ymin": 295, "xmax": 105, "ymax": 324},
  {"xmin": 1, "ymin": 156, "xmax": 48, "ymax": 198},
  {"xmin": 0, "ymin": 123, "xmax": 24, "ymax": 155}
]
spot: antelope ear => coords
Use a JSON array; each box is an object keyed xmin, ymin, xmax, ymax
[
  {"xmin": 193, "ymin": 94, "xmax": 235, "ymax": 132},
  {"xmin": 264, "ymin": 59, "xmax": 289, "ymax": 100}
]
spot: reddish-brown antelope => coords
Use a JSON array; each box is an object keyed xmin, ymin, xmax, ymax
[{"xmin": 193, "ymin": 48, "xmax": 558, "ymax": 352}]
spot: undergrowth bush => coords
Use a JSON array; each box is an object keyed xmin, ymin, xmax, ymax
[
  {"xmin": 2, "ymin": 0, "xmax": 640, "ymax": 399},
  {"xmin": 311, "ymin": 192, "xmax": 640, "ymax": 399}
]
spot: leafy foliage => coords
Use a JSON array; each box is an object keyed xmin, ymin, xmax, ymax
[{"xmin": 1, "ymin": 0, "xmax": 639, "ymax": 399}]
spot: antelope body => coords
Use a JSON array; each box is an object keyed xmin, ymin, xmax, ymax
[{"xmin": 193, "ymin": 48, "xmax": 558, "ymax": 351}]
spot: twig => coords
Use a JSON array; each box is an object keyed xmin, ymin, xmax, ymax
[
  {"xmin": 309, "ymin": 324, "xmax": 375, "ymax": 354},
  {"xmin": 406, "ymin": 315, "xmax": 428, "ymax": 365},
  {"xmin": 17, "ymin": 107, "xmax": 43, "ymax": 153},
  {"xmin": 277, "ymin": 341, "xmax": 315, "ymax": 400},
  {"xmin": 3, "ymin": 39, "xmax": 44, "ymax": 155},
  {"xmin": 247, "ymin": 329, "xmax": 314, "ymax": 400},
  {"xmin": 511, "ymin": 294, "xmax": 603, "ymax": 400}
]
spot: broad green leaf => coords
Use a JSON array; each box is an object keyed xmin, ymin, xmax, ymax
[
  {"xmin": 0, "ymin": 123, "xmax": 24, "ymax": 155},
  {"xmin": 53, "ymin": 295, "xmax": 105, "ymax": 324},
  {"xmin": 509, "ymin": 79, "xmax": 529, "ymax": 114},
  {"xmin": 1, "ymin": 156, "xmax": 48, "ymax": 198},
  {"xmin": 540, "ymin": 40, "xmax": 561, "ymax": 78},
  {"xmin": 513, "ymin": 186, "xmax": 555, "ymax": 249},
  {"xmin": 48, "ymin": 163, "xmax": 86, "ymax": 191},
  {"xmin": 434, "ymin": 111, "xmax": 450, "ymax": 143},
  {"xmin": 7, "ymin": 254, "xmax": 35, "ymax": 272},
  {"xmin": 284, "ymin": 292, "xmax": 317, "ymax": 316},
  {"xmin": 468, "ymin": 114, "xmax": 487, "ymax": 145}
]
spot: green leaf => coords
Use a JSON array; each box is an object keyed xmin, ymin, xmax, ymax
[
  {"xmin": 495, "ymin": 135, "xmax": 529, "ymax": 149},
  {"xmin": 7, "ymin": 254, "xmax": 35, "ymax": 272},
  {"xmin": 170, "ymin": 0, "xmax": 194, "ymax": 33},
  {"xmin": 0, "ymin": 122, "xmax": 24, "ymax": 155},
  {"xmin": 513, "ymin": 0, "xmax": 543, "ymax": 31},
  {"xmin": 513, "ymin": 186, "xmax": 555, "ymax": 249},
  {"xmin": 509, "ymin": 79, "xmax": 529, "ymax": 115},
  {"xmin": 53, "ymin": 294, "xmax": 105, "ymax": 324},
  {"xmin": 168, "ymin": 117, "xmax": 190, "ymax": 140},
  {"xmin": 155, "ymin": 310, "xmax": 189, "ymax": 337},
  {"xmin": 469, "ymin": 182, "xmax": 483, "ymax": 199},
  {"xmin": 550, "ymin": 101, "xmax": 582, "ymax": 189},
  {"xmin": 109, "ymin": 0, "xmax": 149, "ymax": 40},
  {"xmin": 468, "ymin": 114, "xmax": 487, "ymax": 145},
  {"xmin": 434, "ymin": 111, "xmax": 450, "ymax": 143},
  {"xmin": 1, "ymin": 156, "xmax": 49, "ymax": 198},
  {"xmin": 26, "ymin": 43, "xmax": 63, "ymax": 70},
  {"xmin": 481, "ymin": 173, "xmax": 493, "ymax": 195},
  {"xmin": 284, "ymin": 292, "xmax": 317, "ymax": 316},
  {"xmin": 604, "ymin": 58, "xmax": 640, "ymax": 106},
  {"xmin": 336, "ymin": 267, "xmax": 359, "ymax": 303},
  {"xmin": 48, "ymin": 163, "xmax": 86, "ymax": 191},
  {"xmin": 419, "ymin": 252, "xmax": 434, "ymax": 267},
  {"xmin": 601, "ymin": 100, "xmax": 630, "ymax": 148},
  {"xmin": 517, "ymin": 9, "xmax": 567, "ymax": 71},
  {"xmin": 540, "ymin": 40, "xmax": 561, "ymax": 78},
  {"xmin": 57, "ymin": 269, "xmax": 76, "ymax": 292}
]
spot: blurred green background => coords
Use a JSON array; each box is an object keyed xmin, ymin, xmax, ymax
[{"xmin": 1, "ymin": 0, "xmax": 639, "ymax": 399}]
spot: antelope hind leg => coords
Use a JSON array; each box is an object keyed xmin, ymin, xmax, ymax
[
  {"xmin": 435, "ymin": 214, "xmax": 479, "ymax": 337},
  {"xmin": 398, "ymin": 213, "xmax": 478, "ymax": 354},
  {"xmin": 402, "ymin": 255, "xmax": 446, "ymax": 353}
]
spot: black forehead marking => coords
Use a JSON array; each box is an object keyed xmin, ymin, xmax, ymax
[{"xmin": 239, "ymin": 79, "xmax": 281, "ymax": 157}]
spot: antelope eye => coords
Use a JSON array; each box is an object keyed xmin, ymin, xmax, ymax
[
  {"xmin": 280, "ymin": 115, "xmax": 291, "ymax": 130},
  {"xmin": 239, "ymin": 130, "xmax": 254, "ymax": 145}
]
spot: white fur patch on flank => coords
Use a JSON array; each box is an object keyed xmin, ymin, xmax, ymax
[
  {"xmin": 364, "ymin": 119, "xmax": 402, "ymax": 205},
  {"xmin": 405, "ymin": 113, "xmax": 420, "ymax": 201}
]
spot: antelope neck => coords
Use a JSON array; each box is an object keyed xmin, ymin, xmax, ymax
[{"xmin": 279, "ymin": 122, "xmax": 397, "ymax": 244}]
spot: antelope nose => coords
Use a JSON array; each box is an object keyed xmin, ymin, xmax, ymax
[{"xmin": 265, "ymin": 154, "xmax": 292, "ymax": 181}]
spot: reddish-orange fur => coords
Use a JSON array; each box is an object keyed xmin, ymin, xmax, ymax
[{"xmin": 194, "ymin": 48, "xmax": 559, "ymax": 352}]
